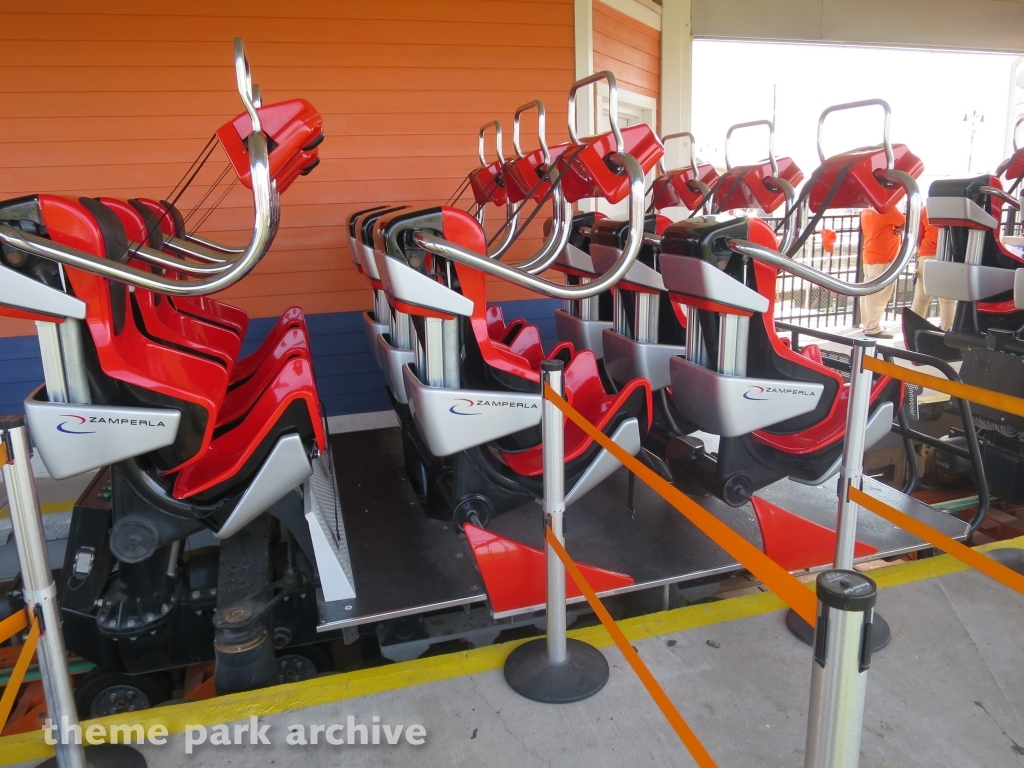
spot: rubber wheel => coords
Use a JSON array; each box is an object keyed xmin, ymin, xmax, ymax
[
  {"xmin": 276, "ymin": 643, "xmax": 335, "ymax": 684},
  {"xmin": 74, "ymin": 670, "xmax": 172, "ymax": 719}
]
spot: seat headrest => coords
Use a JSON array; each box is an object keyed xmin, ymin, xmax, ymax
[{"xmin": 806, "ymin": 144, "xmax": 923, "ymax": 214}]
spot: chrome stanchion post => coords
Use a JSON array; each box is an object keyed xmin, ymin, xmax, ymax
[
  {"xmin": 544, "ymin": 360, "xmax": 568, "ymax": 666},
  {"xmin": 504, "ymin": 360, "xmax": 609, "ymax": 703},
  {"xmin": 0, "ymin": 416, "xmax": 146, "ymax": 768},
  {"xmin": 834, "ymin": 339, "xmax": 877, "ymax": 569},
  {"xmin": 787, "ymin": 338, "xmax": 889, "ymax": 651},
  {"xmin": 804, "ymin": 570, "xmax": 878, "ymax": 768}
]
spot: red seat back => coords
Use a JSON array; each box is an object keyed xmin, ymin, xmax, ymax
[
  {"xmin": 807, "ymin": 144, "xmax": 923, "ymax": 214},
  {"xmin": 651, "ymin": 163, "xmax": 720, "ymax": 210},
  {"xmin": 714, "ymin": 157, "xmax": 803, "ymax": 214},
  {"xmin": 216, "ymin": 99, "xmax": 323, "ymax": 194},
  {"xmin": 557, "ymin": 124, "xmax": 665, "ymax": 204}
]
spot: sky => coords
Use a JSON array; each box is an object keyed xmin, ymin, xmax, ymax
[{"xmin": 690, "ymin": 40, "xmax": 1022, "ymax": 195}]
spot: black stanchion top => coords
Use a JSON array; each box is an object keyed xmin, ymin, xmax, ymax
[
  {"xmin": 540, "ymin": 359, "xmax": 565, "ymax": 373},
  {"xmin": 0, "ymin": 415, "xmax": 25, "ymax": 431},
  {"xmin": 816, "ymin": 569, "xmax": 877, "ymax": 613}
]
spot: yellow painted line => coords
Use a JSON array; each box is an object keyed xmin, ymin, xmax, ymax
[
  {"xmin": 0, "ymin": 535, "xmax": 1020, "ymax": 765},
  {"xmin": 0, "ymin": 501, "xmax": 76, "ymax": 520}
]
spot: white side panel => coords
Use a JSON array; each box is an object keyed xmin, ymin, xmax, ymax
[
  {"xmin": 0, "ymin": 263, "xmax": 86, "ymax": 320},
  {"xmin": 554, "ymin": 309, "xmax": 611, "ymax": 358},
  {"xmin": 304, "ymin": 476, "xmax": 356, "ymax": 602},
  {"xmin": 591, "ymin": 244, "xmax": 666, "ymax": 291},
  {"xmin": 403, "ymin": 365, "xmax": 541, "ymax": 456},
  {"xmin": 377, "ymin": 333, "xmax": 416, "ymax": 404},
  {"xmin": 362, "ymin": 311, "xmax": 388, "ymax": 368},
  {"xmin": 565, "ymin": 418, "xmax": 641, "ymax": 507},
  {"xmin": 922, "ymin": 260, "xmax": 1015, "ymax": 302},
  {"xmin": 216, "ymin": 434, "xmax": 312, "ymax": 539},
  {"xmin": 602, "ymin": 330, "xmax": 685, "ymax": 390},
  {"xmin": 347, "ymin": 235, "xmax": 362, "ymax": 267},
  {"xmin": 359, "ymin": 244, "xmax": 381, "ymax": 280},
  {"xmin": 377, "ymin": 254, "xmax": 474, "ymax": 317},
  {"xmin": 554, "ymin": 242, "xmax": 597, "ymax": 274},
  {"xmin": 25, "ymin": 387, "xmax": 180, "ymax": 479},
  {"xmin": 660, "ymin": 254, "xmax": 769, "ymax": 314},
  {"xmin": 926, "ymin": 196, "xmax": 998, "ymax": 230},
  {"xmin": 670, "ymin": 357, "xmax": 823, "ymax": 437},
  {"xmin": 1016, "ymin": 269, "xmax": 1024, "ymax": 311}
]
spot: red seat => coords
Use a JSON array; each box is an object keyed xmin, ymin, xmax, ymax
[
  {"xmin": 216, "ymin": 99, "xmax": 323, "ymax": 195},
  {"xmin": 714, "ymin": 157, "xmax": 804, "ymax": 214},
  {"xmin": 651, "ymin": 162, "xmax": 720, "ymax": 211},
  {"xmin": 37, "ymin": 195, "xmax": 326, "ymax": 498},
  {"xmin": 807, "ymin": 144, "xmax": 923, "ymax": 214},
  {"xmin": 557, "ymin": 124, "xmax": 665, "ymax": 204},
  {"xmin": 504, "ymin": 142, "xmax": 571, "ymax": 204}
]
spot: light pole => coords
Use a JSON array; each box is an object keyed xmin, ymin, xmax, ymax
[{"xmin": 965, "ymin": 110, "xmax": 985, "ymax": 172}]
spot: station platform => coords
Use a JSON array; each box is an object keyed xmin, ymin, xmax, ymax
[{"xmin": 3, "ymin": 539, "xmax": 1021, "ymax": 768}]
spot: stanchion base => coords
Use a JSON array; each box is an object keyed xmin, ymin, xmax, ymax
[
  {"xmin": 786, "ymin": 608, "xmax": 891, "ymax": 652},
  {"xmin": 504, "ymin": 638, "xmax": 609, "ymax": 704},
  {"xmin": 37, "ymin": 744, "xmax": 147, "ymax": 767},
  {"xmin": 987, "ymin": 547, "xmax": 1024, "ymax": 576}
]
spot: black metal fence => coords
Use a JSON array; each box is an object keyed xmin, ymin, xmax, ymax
[{"xmin": 765, "ymin": 212, "xmax": 933, "ymax": 329}]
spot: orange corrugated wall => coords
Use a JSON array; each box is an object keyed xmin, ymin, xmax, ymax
[
  {"xmin": 0, "ymin": 0, "xmax": 576, "ymax": 338},
  {"xmin": 593, "ymin": 1, "xmax": 660, "ymax": 100}
]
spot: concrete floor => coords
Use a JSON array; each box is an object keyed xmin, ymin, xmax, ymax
[{"xmin": 11, "ymin": 555, "xmax": 1021, "ymax": 768}]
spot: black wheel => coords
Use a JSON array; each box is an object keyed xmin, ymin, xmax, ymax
[
  {"xmin": 74, "ymin": 670, "xmax": 171, "ymax": 719},
  {"xmin": 276, "ymin": 643, "xmax": 335, "ymax": 684}
]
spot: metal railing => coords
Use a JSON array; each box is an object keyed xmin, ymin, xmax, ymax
[{"xmin": 766, "ymin": 212, "xmax": 935, "ymax": 328}]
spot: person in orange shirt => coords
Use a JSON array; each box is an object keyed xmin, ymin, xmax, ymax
[
  {"xmin": 858, "ymin": 206, "xmax": 906, "ymax": 338},
  {"xmin": 910, "ymin": 208, "xmax": 956, "ymax": 330}
]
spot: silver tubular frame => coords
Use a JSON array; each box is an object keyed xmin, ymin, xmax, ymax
[
  {"xmin": 568, "ymin": 71, "xmax": 622, "ymax": 152},
  {"xmin": 513, "ymin": 100, "xmax": 549, "ymax": 163},
  {"xmin": 657, "ymin": 131, "xmax": 699, "ymax": 176},
  {"xmin": 834, "ymin": 339, "xmax": 875, "ymax": 569},
  {"xmin": 817, "ymin": 98, "xmax": 894, "ymax": 170},
  {"xmin": 164, "ymin": 238, "xmax": 237, "ymax": 264},
  {"xmin": 727, "ymin": 170, "xmax": 921, "ymax": 297},
  {"xmin": 978, "ymin": 185, "xmax": 1021, "ymax": 210},
  {"xmin": 180, "ymin": 233, "xmax": 246, "ymax": 256},
  {"xmin": 233, "ymin": 36, "xmax": 261, "ymax": 133},
  {"xmin": 413, "ymin": 152, "xmax": 645, "ymax": 300},
  {"xmin": 725, "ymin": 119, "xmax": 778, "ymax": 175},
  {"xmin": 478, "ymin": 120, "xmax": 504, "ymax": 167},
  {"xmin": 0, "ymin": 38, "xmax": 276, "ymax": 296},
  {"xmin": 0, "ymin": 133, "xmax": 276, "ymax": 296}
]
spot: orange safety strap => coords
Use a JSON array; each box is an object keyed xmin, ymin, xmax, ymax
[
  {"xmin": 0, "ymin": 611, "xmax": 39, "ymax": 733},
  {"xmin": 864, "ymin": 356, "xmax": 1024, "ymax": 418},
  {"xmin": 850, "ymin": 486, "xmax": 1024, "ymax": 598},
  {"xmin": 544, "ymin": 384, "xmax": 818, "ymax": 625},
  {"xmin": 0, "ymin": 610, "xmax": 28, "ymax": 646},
  {"xmin": 545, "ymin": 528, "xmax": 717, "ymax": 767}
]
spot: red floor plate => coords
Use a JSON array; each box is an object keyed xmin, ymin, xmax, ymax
[
  {"xmin": 752, "ymin": 496, "xmax": 878, "ymax": 572},
  {"xmin": 464, "ymin": 524, "xmax": 634, "ymax": 615}
]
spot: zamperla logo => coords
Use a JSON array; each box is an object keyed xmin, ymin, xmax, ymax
[
  {"xmin": 57, "ymin": 414, "xmax": 168, "ymax": 434},
  {"xmin": 743, "ymin": 385, "xmax": 816, "ymax": 402},
  {"xmin": 449, "ymin": 398, "xmax": 539, "ymax": 416}
]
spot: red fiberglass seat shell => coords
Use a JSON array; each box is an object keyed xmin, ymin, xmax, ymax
[
  {"xmin": 217, "ymin": 99, "xmax": 324, "ymax": 195},
  {"xmin": 650, "ymin": 162, "xmax": 720, "ymax": 211},
  {"xmin": 438, "ymin": 207, "xmax": 653, "ymax": 474},
  {"xmin": 36, "ymin": 195, "xmax": 326, "ymax": 500},
  {"xmin": 807, "ymin": 144, "xmax": 923, "ymax": 214},
  {"xmin": 557, "ymin": 124, "xmax": 665, "ymax": 204},
  {"xmin": 735, "ymin": 222, "xmax": 896, "ymax": 455},
  {"xmin": 713, "ymin": 157, "xmax": 804, "ymax": 214}
]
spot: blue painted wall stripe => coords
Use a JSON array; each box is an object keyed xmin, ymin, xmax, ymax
[{"xmin": 0, "ymin": 299, "xmax": 561, "ymax": 417}]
